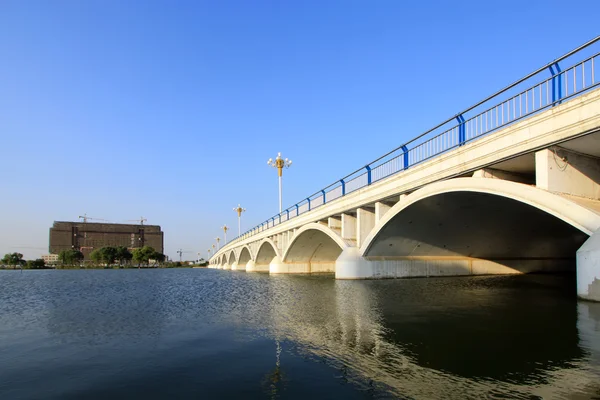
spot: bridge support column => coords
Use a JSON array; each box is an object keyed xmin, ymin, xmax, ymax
[
  {"xmin": 246, "ymin": 260, "xmax": 269, "ymax": 272},
  {"xmin": 230, "ymin": 262, "xmax": 238, "ymax": 270},
  {"xmin": 577, "ymin": 228, "xmax": 600, "ymax": 302},
  {"xmin": 269, "ymin": 256, "xmax": 334, "ymax": 274},
  {"xmin": 536, "ymin": 147, "xmax": 600, "ymax": 199},
  {"xmin": 375, "ymin": 202, "xmax": 391, "ymax": 222},
  {"xmin": 245, "ymin": 260, "xmax": 255, "ymax": 271},
  {"xmin": 341, "ymin": 214, "xmax": 356, "ymax": 241},
  {"xmin": 235, "ymin": 261, "xmax": 246, "ymax": 271},
  {"xmin": 357, "ymin": 208, "xmax": 375, "ymax": 248},
  {"xmin": 328, "ymin": 217, "xmax": 341, "ymax": 232},
  {"xmin": 222, "ymin": 263, "xmax": 230, "ymax": 270},
  {"xmin": 336, "ymin": 247, "xmax": 374, "ymax": 279}
]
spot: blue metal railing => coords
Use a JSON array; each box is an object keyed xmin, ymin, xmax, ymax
[{"xmin": 222, "ymin": 36, "xmax": 600, "ymax": 248}]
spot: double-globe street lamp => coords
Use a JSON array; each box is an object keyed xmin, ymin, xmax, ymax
[
  {"xmin": 233, "ymin": 204, "xmax": 246, "ymax": 237},
  {"xmin": 215, "ymin": 237, "xmax": 220, "ymax": 250},
  {"xmin": 267, "ymin": 152, "xmax": 292, "ymax": 213},
  {"xmin": 221, "ymin": 225, "xmax": 229, "ymax": 243}
]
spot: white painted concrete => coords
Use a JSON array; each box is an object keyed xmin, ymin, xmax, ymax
[
  {"xmin": 536, "ymin": 147, "xmax": 600, "ymax": 200},
  {"xmin": 341, "ymin": 213, "xmax": 356, "ymax": 241},
  {"xmin": 577, "ymin": 228, "xmax": 600, "ymax": 302},
  {"xmin": 375, "ymin": 202, "xmax": 391, "ymax": 222},
  {"xmin": 246, "ymin": 260, "xmax": 270, "ymax": 272},
  {"xmin": 360, "ymin": 177, "xmax": 600, "ymax": 257},
  {"xmin": 357, "ymin": 208, "xmax": 375, "ymax": 248},
  {"xmin": 473, "ymin": 168, "xmax": 531, "ymax": 184},
  {"xmin": 335, "ymin": 247, "xmax": 569, "ymax": 280}
]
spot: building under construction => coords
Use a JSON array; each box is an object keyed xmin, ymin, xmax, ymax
[{"xmin": 49, "ymin": 221, "xmax": 164, "ymax": 260}]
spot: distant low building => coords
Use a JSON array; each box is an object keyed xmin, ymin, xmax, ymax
[
  {"xmin": 49, "ymin": 221, "xmax": 164, "ymax": 260},
  {"xmin": 42, "ymin": 254, "xmax": 59, "ymax": 265}
]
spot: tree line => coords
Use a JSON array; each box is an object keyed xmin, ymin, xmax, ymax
[
  {"xmin": 88, "ymin": 246, "xmax": 165, "ymax": 266},
  {"xmin": 1, "ymin": 253, "xmax": 47, "ymax": 269},
  {"xmin": 2, "ymin": 246, "xmax": 166, "ymax": 269}
]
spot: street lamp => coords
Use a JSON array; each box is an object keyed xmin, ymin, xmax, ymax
[
  {"xmin": 267, "ymin": 152, "xmax": 292, "ymax": 213},
  {"xmin": 233, "ymin": 204, "xmax": 246, "ymax": 237},
  {"xmin": 208, "ymin": 248, "xmax": 211, "ymax": 259},
  {"xmin": 215, "ymin": 237, "xmax": 220, "ymax": 250},
  {"xmin": 221, "ymin": 225, "xmax": 229, "ymax": 243}
]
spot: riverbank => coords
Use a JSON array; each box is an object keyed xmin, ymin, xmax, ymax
[{"xmin": 1, "ymin": 263, "xmax": 203, "ymax": 270}]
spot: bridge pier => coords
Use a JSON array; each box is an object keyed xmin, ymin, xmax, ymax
[
  {"xmin": 244, "ymin": 260, "xmax": 256, "ymax": 271},
  {"xmin": 222, "ymin": 262, "xmax": 231, "ymax": 270},
  {"xmin": 247, "ymin": 261, "xmax": 269, "ymax": 272},
  {"xmin": 269, "ymin": 256, "xmax": 335, "ymax": 274},
  {"xmin": 335, "ymin": 248, "xmax": 569, "ymax": 279},
  {"xmin": 230, "ymin": 261, "xmax": 240, "ymax": 271},
  {"xmin": 577, "ymin": 228, "xmax": 600, "ymax": 302}
]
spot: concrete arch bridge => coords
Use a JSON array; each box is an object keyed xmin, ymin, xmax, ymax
[{"xmin": 210, "ymin": 39, "xmax": 600, "ymax": 301}]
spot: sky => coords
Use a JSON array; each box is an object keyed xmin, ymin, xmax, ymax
[{"xmin": 1, "ymin": 0, "xmax": 599, "ymax": 261}]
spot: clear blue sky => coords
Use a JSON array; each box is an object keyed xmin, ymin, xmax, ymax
[{"xmin": 1, "ymin": 0, "xmax": 599, "ymax": 261}]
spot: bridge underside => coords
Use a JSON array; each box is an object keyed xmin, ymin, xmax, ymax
[
  {"xmin": 274, "ymin": 230, "xmax": 343, "ymax": 274},
  {"xmin": 358, "ymin": 191, "xmax": 588, "ymax": 277}
]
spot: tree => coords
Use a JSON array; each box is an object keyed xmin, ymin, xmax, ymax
[
  {"xmin": 115, "ymin": 246, "xmax": 132, "ymax": 265},
  {"xmin": 99, "ymin": 247, "xmax": 118, "ymax": 265},
  {"xmin": 58, "ymin": 249, "xmax": 84, "ymax": 265},
  {"xmin": 132, "ymin": 246, "xmax": 161, "ymax": 265},
  {"xmin": 2, "ymin": 252, "xmax": 24, "ymax": 266},
  {"xmin": 90, "ymin": 249, "xmax": 103, "ymax": 263},
  {"xmin": 151, "ymin": 251, "xmax": 165, "ymax": 264}
]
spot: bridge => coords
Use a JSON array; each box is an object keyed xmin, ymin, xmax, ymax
[{"xmin": 208, "ymin": 37, "xmax": 600, "ymax": 302}]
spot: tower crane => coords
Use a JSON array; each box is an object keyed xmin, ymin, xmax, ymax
[
  {"xmin": 78, "ymin": 214, "xmax": 107, "ymax": 223},
  {"xmin": 126, "ymin": 217, "xmax": 147, "ymax": 225},
  {"xmin": 176, "ymin": 249, "xmax": 194, "ymax": 262}
]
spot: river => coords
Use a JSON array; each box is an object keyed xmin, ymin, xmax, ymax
[{"xmin": 1, "ymin": 269, "xmax": 599, "ymax": 399}]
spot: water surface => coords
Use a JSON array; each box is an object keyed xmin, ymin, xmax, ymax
[{"xmin": 1, "ymin": 269, "xmax": 599, "ymax": 399}]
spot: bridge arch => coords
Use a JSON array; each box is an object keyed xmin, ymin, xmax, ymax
[
  {"xmin": 238, "ymin": 246, "xmax": 252, "ymax": 267},
  {"xmin": 227, "ymin": 250, "xmax": 236, "ymax": 265},
  {"xmin": 281, "ymin": 223, "xmax": 350, "ymax": 273},
  {"xmin": 359, "ymin": 178, "xmax": 600, "ymax": 273},
  {"xmin": 255, "ymin": 238, "xmax": 281, "ymax": 264}
]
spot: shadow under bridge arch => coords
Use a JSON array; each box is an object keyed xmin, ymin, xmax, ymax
[
  {"xmin": 236, "ymin": 246, "xmax": 252, "ymax": 270},
  {"xmin": 255, "ymin": 239, "xmax": 281, "ymax": 265},
  {"xmin": 227, "ymin": 250, "xmax": 236, "ymax": 266},
  {"xmin": 358, "ymin": 178, "xmax": 600, "ymax": 277},
  {"xmin": 279, "ymin": 223, "xmax": 349, "ymax": 274}
]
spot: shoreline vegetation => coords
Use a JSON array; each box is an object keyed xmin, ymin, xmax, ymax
[{"xmin": 1, "ymin": 247, "xmax": 209, "ymax": 270}]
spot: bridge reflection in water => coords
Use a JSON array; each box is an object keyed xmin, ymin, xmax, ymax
[{"xmin": 244, "ymin": 274, "xmax": 600, "ymax": 398}]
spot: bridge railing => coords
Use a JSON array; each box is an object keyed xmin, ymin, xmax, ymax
[{"xmin": 221, "ymin": 37, "xmax": 600, "ymax": 251}]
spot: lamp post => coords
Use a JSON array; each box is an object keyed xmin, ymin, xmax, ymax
[
  {"xmin": 215, "ymin": 237, "xmax": 220, "ymax": 250},
  {"xmin": 221, "ymin": 225, "xmax": 229, "ymax": 243},
  {"xmin": 267, "ymin": 152, "xmax": 292, "ymax": 213},
  {"xmin": 207, "ymin": 249, "xmax": 211, "ymax": 260},
  {"xmin": 233, "ymin": 204, "xmax": 246, "ymax": 237}
]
